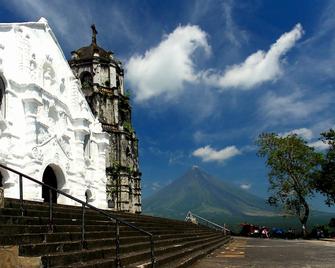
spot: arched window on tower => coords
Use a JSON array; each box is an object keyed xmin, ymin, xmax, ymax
[
  {"xmin": 80, "ymin": 71, "xmax": 93, "ymax": 91},
  {"xmin": 0, "ymin": 77, "xmax": 5, "ymax": 117}
]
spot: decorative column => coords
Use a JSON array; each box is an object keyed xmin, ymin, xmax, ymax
[
  {"xmin": 22, "ymin": 90, "xmax": 43, "ymax": 201},
  {"xmin": 22, "ymin": 92, "xmax": 42, "ymax": 155},
  {"xmin": 72, "ymin": 118, "xmax": 90, "ymax": 204},
  {"xmin": 95, "ymin": 132, "xmax": 109, "ymax": 208}
]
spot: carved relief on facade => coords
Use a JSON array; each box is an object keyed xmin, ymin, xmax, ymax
[
  {"xmin": 14, "ymin": 26, "xmax": 30, "ymax": 75},
  {"xmin": 36, "ymin": 102, "xmax": 72, "ymax": 159},
  {"xmin": 29, "ymin": 53, "xmax": 37, "ymax": 82},
  {"xmin": 57, "ymin": 134, "xmax": 72, "ymax": 159},
  {"xmin": 59, "ymin": 78, "xmax": 65, "ymax": 94},
  {"xmin": 37, "ymin": 123, "xmax": 51, "ymax": 144},
  {"xmin": 83, "ymin": 134, "xmax": 99, "ymax": 164},
  {"xmin": 43, "ymin": 55, "xmax": 56, "ymax": 89}
]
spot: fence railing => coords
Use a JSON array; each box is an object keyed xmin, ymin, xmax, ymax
[
  {"xmin": 0, "ymin": 163, "xmax": 155, "ymax": 267},
  {"xmin": 185, "ymin": 211, "xmax": 230, "ymax": 235}
]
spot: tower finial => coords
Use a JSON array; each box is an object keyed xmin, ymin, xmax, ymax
[{"xmin": 91, "ymin": 24, "xmax": 98, "ymax": 45}]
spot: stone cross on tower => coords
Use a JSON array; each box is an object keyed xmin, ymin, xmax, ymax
[{"xmin": 91, "ymin": 24, "xmax": 98, "ymax": 45}]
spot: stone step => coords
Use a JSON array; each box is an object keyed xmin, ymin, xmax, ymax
[
  {"xmin": 41, "ymin": 234, "xmax": 224, "ymax": 267},
  {"xmin": 0, "ymin": 229, "xmax": 215, "ymax": 246},
  {"xmin": 5, "ymin": 198, "xmax": 187, "ymax": 225},
  {"xmin": 0, "ymin": 224, "xmax": 210, "ymax": 237},
  {"xmin": 0, "ymin": 213, "xmax": 192, "ymax": 227},
  {"xmin": 57, "ymin": 235, "xmax": 228, "ymax": 268},
  {"xmin": 128, "ymin": 236, "xmax": 230, "ymax": 268},
  {"xmin": 0, "ymin": 224, "xmax": 113, "ymax": 234},
  {"xmin": 1, "ymin": 198, "xmax": 230, "ymax": 267},
  {"xmin": 158, "ymin": 236, "xmax": 231, "ymax": 268},
  {"xmin": 0, "ymin": 222, "xmax": 211, "ymax": 238},
  {"xmin": 0, "ymin": 207, "xmax": 190, "ymax": 226},
  {"xmin": 1, "ymin": 205, "xmax": 184, "ymax": 223},
  {"xmin": 123, "ymin": 235, "xmax": 226, "ymax": 267},
  {"xmin": 20, "ymin": 233, "xmax": 219, "ymax": 257},
  {"xmin": 0, "ymin": 214, "xmax": 204, "ymax": 232}
]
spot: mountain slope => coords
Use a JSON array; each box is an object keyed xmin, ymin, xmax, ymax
[{"xmin": 143, "ymin": 166, "xmax": 277, "ymax": 221}]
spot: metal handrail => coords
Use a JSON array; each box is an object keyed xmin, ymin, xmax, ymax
[
  {"xmin": 0, "ymin": 163, "xmax": 155, "ymax": 267},
  {"xmin": 185, "ymin": 211, "xmax": 230, "ymax": 235}
]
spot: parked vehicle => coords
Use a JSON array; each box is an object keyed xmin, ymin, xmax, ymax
[
  {"xmin": 240, "ymin": 223, "xmax": 261, "ymax": 237},
  {"xmin": 261, "ymin": 226, "xmax": 270, "ymax": 238},
  {"xmin": 271, "ymin": 227, "xmax": 285, "ymax": 238}
]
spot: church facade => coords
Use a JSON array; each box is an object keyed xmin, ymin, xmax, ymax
[{"xmin": 0, "ymin": 18, "xmax": 141, "ymax": 213}]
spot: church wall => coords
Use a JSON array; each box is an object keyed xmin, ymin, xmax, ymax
[
  {"xmin": 0, "ymin": 19, "xmax": 110, "ymax": 209},
  {"xmin": 109, "ymin": 65, "xmax": 117, "ymax": 88}
]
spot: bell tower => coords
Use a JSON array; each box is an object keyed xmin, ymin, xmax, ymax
[{"xmin": 69, "ymin": 25, "xmax": 141, "ymax": 213}]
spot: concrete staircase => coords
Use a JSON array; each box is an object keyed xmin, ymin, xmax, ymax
[{"xmin": 0, "ymin": 198, "xmax": 230, "ymax": 267}]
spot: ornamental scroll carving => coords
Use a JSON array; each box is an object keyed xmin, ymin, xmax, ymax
[
  {"xmin": 43, "ymin": 55, "xmax": 56, "ymax": 89},
  {"xmin": 34, "ymin": 100, "xmax": 72, "ymax": 160}
]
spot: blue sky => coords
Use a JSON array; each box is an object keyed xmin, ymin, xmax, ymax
[{"xmin": 1, "ymin": 0, "xmax": 335, "ymax": 212}]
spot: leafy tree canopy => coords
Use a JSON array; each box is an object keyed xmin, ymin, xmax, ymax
[
  {"xmin": 314, "ymin": 129, "xmax": 335, "ymax": 206},
  {"xmin": 257, "ymin": 133, "xmax": 323, "ymax": 235}
]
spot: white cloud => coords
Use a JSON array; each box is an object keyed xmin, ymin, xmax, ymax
[
  {"xmin": 280, "ymin": 128, "xmax": 314, "ymax": 141},
  {"xmin": 240, "ymin": 145, "xmax": 257, "ymax": 153},
  {"xmin": 193, "ymin": 130, "xmax": 211, "ymax": 144},
  {"xmin": 202, "ymin": 24, "xmax": 304, "ymax": 90},
  {"xmin": 8, "ymin": 0, "xmax": 93, "ymax": 48},
  {"xmin": 126, "ymin": 25, "xmax": 210, "ymax": 102},
  {"xmin": 221, "ymin": 0, "xmax": 248, "ymax": 47},
  {"xmin": 127, "ymin": 23, "xmax": 304, "ymax": 102},
  {"xmin": 7, "ymin": 1, "xmax": 142, "ymax": 52},
  {"xmin": 259, "ymin": 91, "xmax": 331, "ymax": 122},
  {"xmin": 240, "ymin": 183, "xmax": 251, "ymax": 190},
  {"xmin": 151, "ymin": 182, "xmax": 162, "ymax": 191},
  {"xmin": 190, "ymin": 0, "xmax": 248, "ymax": 47},
  {"xmin": 261, "ymin": 92, "xmax": 307, "ymax": 119},
  {"xmin": 168, "ymin": 151, "xmax": 187, "ymax": 166},
  {"xmin": 308, "ymin": 140, "xmax": 330, "ymax": 151},
  {"xmin": 278, "ymin": 128, "xmax": 330, "ymax": 151},
  {"xmin": 193, "ymin": 145, "xmax": 241, "ymax": 163}
]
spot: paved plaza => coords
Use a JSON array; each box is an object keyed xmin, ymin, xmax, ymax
[{"xmin": 193, "ymin": 236, "xmax": 335, "ymax": 268}]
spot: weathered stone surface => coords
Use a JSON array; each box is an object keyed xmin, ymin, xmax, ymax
[
  {"xmin": 0, "ymin": 187, "xmax": 3, "ymax": 208},
  {"xmin": 0, "ymin": 246, "xmax": 41, "ymax": 268},
  {"xmin": 69, "ymin": 25, "xmax": 141, "ymax": 213}
]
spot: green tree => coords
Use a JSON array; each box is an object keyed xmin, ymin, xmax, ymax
[
  {"xmin": 257, "ymin": 133, "xmax": 323, "ymax": 236},
  {"xmin": 314, "ymin": 129, "xmax": 335, "ymax": 206}
]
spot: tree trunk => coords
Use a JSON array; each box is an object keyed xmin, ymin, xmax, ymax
[{"xmin": 299, "ymin": 197, "xmax": 309, "ymax": 237}]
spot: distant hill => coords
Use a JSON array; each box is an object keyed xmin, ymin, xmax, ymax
[
  {"xmin": 143, "ymin": 166, "xmax": 333, "ymax": 230},
  {"xmin": 143, "ymin": 166, "xmax": 278, "ymax": 220}
]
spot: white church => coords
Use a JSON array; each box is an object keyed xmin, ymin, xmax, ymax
[{"xmin": 0, "ymin": 18, "xmax": 111, "ymax": 208}]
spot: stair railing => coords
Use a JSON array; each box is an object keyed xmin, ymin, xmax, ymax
[
  {"xmin": 185, "ymin": 211, "xmax": 230, "ymax": 235},
  {"xmin": 0, "ymin": 163, "xmax": 156, "ymax": 267}
]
